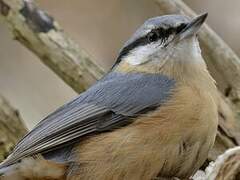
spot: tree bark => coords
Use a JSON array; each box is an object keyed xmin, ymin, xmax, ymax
[
  {"xmin": 0, "ymin": 95, "xmax": 27, "ymax": 162},
  {"xmin": 0, "ymin": 0, "xmax": 105, "ymax": 93},
  {"xmin": 1, "ymin": 0, "xmax": 240, "ymax": 177},
  {"xmin": 193, "ymin": 147, "xmax": 240, "ymax": 180}
]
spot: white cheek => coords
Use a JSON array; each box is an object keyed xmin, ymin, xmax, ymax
[
  {"xmin": 172, "ymin": 37, "xmax": 203, "ymax": 62},
  {"xmin": 123, "ymin": 43, "xmax": 159, "ymax": 65}
]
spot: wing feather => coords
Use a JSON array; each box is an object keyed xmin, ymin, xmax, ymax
[{"xmin": 0, "ymin": 72, "xmax": 175, "ymax": 168}]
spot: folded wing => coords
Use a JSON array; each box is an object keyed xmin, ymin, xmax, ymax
[{"xmin": 0, "ymin": 72, "xmax": 175, "ymax": 168}]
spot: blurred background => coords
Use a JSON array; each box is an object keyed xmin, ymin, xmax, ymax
[{"xmin": 0, "ymin": 0, "xmax": 239, "ymax": 129}]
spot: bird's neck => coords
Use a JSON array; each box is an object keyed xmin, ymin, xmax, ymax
[{"xmin": 116, "ymin": 56, "xmax": 217, "ymax": 98}]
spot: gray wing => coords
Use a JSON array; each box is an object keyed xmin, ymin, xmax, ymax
[{"xmin": 0, "ymin": 72, "xmax": 175, "ymax": 168}]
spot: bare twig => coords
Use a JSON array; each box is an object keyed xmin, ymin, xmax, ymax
[
  {"xmin": 193, "ymin": 146, "xmax": 240, "ymax": 180},
  {"xmin": 0, "ymin": 0, "xmax": 105, "ymax": 93},
  {"xmin": 0, "ymin": 95, "xmax": 27, "ymax": 162}
]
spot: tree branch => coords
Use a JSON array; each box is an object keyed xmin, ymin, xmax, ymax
[
  {"xmin": 0, "ymin": 95, "xmax": 27, "ymax": 162},
  {"xmin": 193, "ymin": 146, "xmax": 240, "ymax": 180},
  {"xmin": 0, "ymin": 0, "xmax": 105, "ymax": 93}
]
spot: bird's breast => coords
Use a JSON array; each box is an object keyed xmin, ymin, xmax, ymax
[{"xmin": 70, "ymin": 83, "xmax": 218, "ymax": 179}]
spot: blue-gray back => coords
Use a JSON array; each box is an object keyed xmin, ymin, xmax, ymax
[{"xmin": 0, "ymin": 72, "xmax": 175, "ymax": 168}]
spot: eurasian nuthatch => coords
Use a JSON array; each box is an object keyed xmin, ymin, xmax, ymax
[{"xmin": 0, "ymin": 13, "xmax": 218, "ymax": 180}]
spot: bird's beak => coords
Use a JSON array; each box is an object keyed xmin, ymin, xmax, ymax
[{"xmin": 177, "ymin": 13, "xmax": 208, "ymax": 41}]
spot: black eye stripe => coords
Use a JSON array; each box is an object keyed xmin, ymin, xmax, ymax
[
  {"xmin": 112, "ymin": 23, "xmax": 188, "ymax": 69},
  {"xmin": 157, "ymin": 28, "xmax": 168, "ymax": 38},
  {"xmin": 113, "ymin": 36, "xmax": 149, "ymax": 67},
  {"xmin": 176, "ymin": 23, "xmax": 187, "ymax": 34}
]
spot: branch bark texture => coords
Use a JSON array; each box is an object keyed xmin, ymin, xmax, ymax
[
  {"xmin": 193, "ymin": 146, "xmax": 240, "ymax": 180},
  {"xmin": 0, "ymin": 0, "xmax": 105, "ymax": 93},
  {"xmin": 0, "ymin": 96, "xmax": 27, "ymax": 162}
]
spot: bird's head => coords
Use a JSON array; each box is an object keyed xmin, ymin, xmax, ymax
[{"xmin": 113, "ymin": 13, "xmax": 208, "ymax": 76}]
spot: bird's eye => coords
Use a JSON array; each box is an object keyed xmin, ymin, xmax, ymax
[{"xmin": 147, "ymin": 31, "xmax": 159, "ymax": 42}]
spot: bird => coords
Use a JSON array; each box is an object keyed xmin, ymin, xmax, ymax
[{"xmin": 0, "ymin": 13, "xmax": 218, "ymax": 180}]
